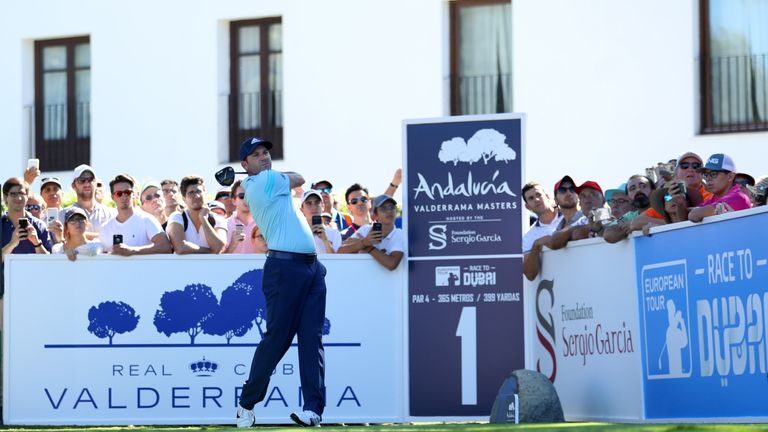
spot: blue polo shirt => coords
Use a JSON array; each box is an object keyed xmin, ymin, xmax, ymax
[
  {"xmin": 242, "ymin": 170, "xmax": 314, "ymax": 254},
  {"xmin": 1, "ymin": 212, "xmax": 53, "ymax": 254}
]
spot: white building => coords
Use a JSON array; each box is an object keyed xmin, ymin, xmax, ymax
[{"xmin": 1, "ymin": 0, "xmax": 766, "ymax": 204}]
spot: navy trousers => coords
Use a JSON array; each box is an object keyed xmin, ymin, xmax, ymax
[{"xmin": 239, "ymin": 256, "xmax": 327, "ymax": 415}]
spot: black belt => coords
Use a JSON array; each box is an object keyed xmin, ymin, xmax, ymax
[{"xmin": 268, "ymin": 250, "xmax": 317, "ymax": 263}]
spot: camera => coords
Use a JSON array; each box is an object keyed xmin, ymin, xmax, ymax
[{"xmin": 589, "ymin": 208, "xmax": 611, "ymax": 224}]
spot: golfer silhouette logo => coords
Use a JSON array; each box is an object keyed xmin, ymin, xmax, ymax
[{"xmin": 659, "ymin": 299, "xmax": 688, "ymax": 378}]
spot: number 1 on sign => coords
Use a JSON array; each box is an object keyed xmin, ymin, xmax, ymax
[{"xmin": 456, "ymin": 306, "xmax": 477, "ymax": 405}]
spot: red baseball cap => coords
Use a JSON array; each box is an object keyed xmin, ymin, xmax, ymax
[{"xmin": 576, "ymin": 181, "xmax": 603, "ymax": 195}]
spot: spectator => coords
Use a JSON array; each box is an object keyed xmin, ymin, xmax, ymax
[
  {"xmin": 521, "ymin": 181, "xmax": 561, "ymax": 281},
  {"xmin": 553, "ymin": 175, "xmax": 582, "ymax": 229},
  {"xmin": 94, "ymin": 178, "xmax": 106, "ymax": 204},
  {"xmin": 605, "ymin": 183, "xmax": 633, "ymax": 219},
  {"xmin": 23, "ymin": 162, "xmax": 41, "ymax": 186},
  {"xmin": 63, "ymin": 164, "xmax": 115, "ymax": 234},
  {"xmin": 604, "ymin": 175, "xmax": 656, "ymax": 243},
  {"xmin": 52, "ymin": 207, "xmax": 105, "ymax": 261},
  {"xmin": 2, "ymin": 177, "xmax": 52, "ymax": 257},
  {"xmin": 549, "ymin": 181, "xmax": 606, "ymax": 248},
  {"xmin": 311, "ymin": 179, "xmax": 352, "ymax": 230},
  {"xmin": 99, "ymin": 174, "xmax": 172, "ymax": 256},
  {"xmin": 634, "ymin": 152, "xmax": 712, "ymax": 227},
  {"xmin": 734, "ymin": 172, "xmax": 756, "ymax": 203},
  {"xmin": 224, "ymin": 180, "xmax": 267, "ymax": 254},
  {"xmin": 25, "ymin": 192, "xmax": 46, "ymax": 221},
  {"xmin": 689, "ymin": 154, "xmax": 752, "ymax": 222},
  {"xmin": 752, "ymin": 176, "xmax": 768, "ymax": 207},
  {"xmin": 215, "ymin": 187, "xmax": 236, "ymax": 217},
  {"xmin": 338, "ymin": 195, "xmax": 404, "ymax": 270},
  {"xmin": 641, "ymin": 187, "xmax": 699, "ymax": 236},
  {"xmin": 40, "ymin": 177, "xmax": 64, "ymax": 211},
  {"xmin": 139, "ymin": 181, "xmax": 168, "ymax": 228},
  {"xmin": 166, "ymin": 176, "xmax": 227, "ymax": 254},
  {"xmin": 383, "ymin": 168, "xmax": 403, "ymax": 198},
  {"xmin": 300, "ymin": 190, "xmax": 342, "ymax": 254},
  {"xmin": 161, "ymin": 179, "xmax": 184, "ymax": 218},
  {"xmin": 208, "ymin": 200, "xmax": 227, "ymax": 217},
  {"xmin": 340, "ymin": 183, "xmax": 372, "ymax": 241}
]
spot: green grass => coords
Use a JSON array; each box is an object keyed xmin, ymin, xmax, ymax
[{"xmin": 3, "ymin": 423, "xmax": 768, "ymax": 432}]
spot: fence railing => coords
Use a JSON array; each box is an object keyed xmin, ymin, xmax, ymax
[
  {"xmin": 448, "ymin": 73, "xmax": 512, "ymax": 116},
  {"xmin": 702, "ymin": 54, "xmax": 768, "ymax": 133}
]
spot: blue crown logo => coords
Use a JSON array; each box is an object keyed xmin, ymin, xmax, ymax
[{"xmin": 190, "ymin": 357, "xmax": 219, "ymax": 376}]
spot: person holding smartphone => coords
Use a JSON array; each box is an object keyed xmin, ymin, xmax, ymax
[
  {"xmin": 338, "ymin": 194, "xmax": 404, "ymax": 270},
  {"xmin": 2, "ymin": 177, "xmax": 51, "ymax": 258},
  {"xmin": 224, "ymin": 179, "xmax": 267, "ymax": 254},
  {"xmin": 299, "ymin": 190, "xmax": 341, "ymax": 254}
]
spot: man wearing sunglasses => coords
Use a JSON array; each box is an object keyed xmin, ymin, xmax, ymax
[
  {"xmin": 99, "ymin": 174, "xmax": 171, "ymax": 256},
  {"xmin": 63, "ymin": 164, "xmax": 115, "ymax": 238},
  {"xmin": 340, "ymin": 183, "xmax": 372, "ymax": 241},
  {"xmin": 552, "ymin": 175, "xmax": 583, "ymax": 229},
  {"xmin": 310, "ymin": 179, "xmax": 352, "ymax": 231},
  {"xmin": 236, "ymin": 137, "xmax": 327, "ymax": 428},
  {"xmin": 223, "ymin": 179, "xmax": 267, "ymax": 254},
  {"xmin": 215, "ymin": 187, "xmax": 236, "ymax": 218},
  {"xmin": 689, "ymin": 154, "xmax": 752, "ymax": 222},
  {"xmin": 140, "ymin": 181, "xmax": 168, "ymax": 228}
]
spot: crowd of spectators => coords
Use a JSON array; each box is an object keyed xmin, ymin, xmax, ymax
[
  {"xmin": 522, "ymin": 151, "xmax": 766, "ymax": 280},
  {"xmin": 1, "ymin": 158, "xmax": 405, "ymax": 272}
]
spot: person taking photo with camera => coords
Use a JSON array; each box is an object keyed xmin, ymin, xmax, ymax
[{"xmin": 2, "ymin": 177, "xmax": 51, "ymax": 258}]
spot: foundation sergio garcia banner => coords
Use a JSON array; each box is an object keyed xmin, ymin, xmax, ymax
[
  {"xmin": 404, "ymin": 115, "xmax": 523, "ymax": 257},
  {"xmin": 634, "ymin": 210, "xmax": 768, "ymax": 420},
  {"xmin": 3, "ymin": 255, "xmax": 405, "ymax": 425}
]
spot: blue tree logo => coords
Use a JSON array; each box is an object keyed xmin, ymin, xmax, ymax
[
  {"xmin": 202, "ymin": 270, "xmax": 267, "ymax": 343},
  {"xmin": 153, "ymin": 283, "xmax": 218, "ymax": 344},
  {"xmin": 87, "ymin": 301, "xmax": 140, "ymax": 345}
]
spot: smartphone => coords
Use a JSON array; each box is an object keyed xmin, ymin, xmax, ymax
[
  {"xmin": 46, "ymin": 208, "xmax": 59, "ymax": 225},
  {"xmin": 27, "ymin": 159, "xmax": 39, "ymax": 170},
  {"xmin": 113, "ymin": 234, "xmax": 123, "ymax": 245},
  {"xmin": 312, "ymin": 215, "xmax": 322, "ymax": 226},
  {"xmin": 235, "ymin": 223, "xmax": 244, "ymax": 236},
  {"xmin": 677, "ymin": 181, "xmax": 687, "ymax": 195},
  {"xmin": 18, "ymin": 218, "xmax": 29, "ymax": 229},
  {"xmin": 372, "ymin": 222, "xmax": 382, "ymax": 232}
]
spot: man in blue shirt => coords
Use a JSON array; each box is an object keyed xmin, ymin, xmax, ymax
[
  {"xmin": 2, "ymin": 177, "xmax": 52, "ymax": 258},
  {"xmin": 235, "ymin": 137, "xmax": 327, "ymax": 428}
]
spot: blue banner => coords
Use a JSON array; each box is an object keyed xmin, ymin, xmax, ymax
[{"xmin": 634, "ymin": 210, "xmax": 768, "ymax": 419}]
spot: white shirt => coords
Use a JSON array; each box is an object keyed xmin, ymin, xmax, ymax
[
  {"xmin": 99, "ymin": 210, "xmax": 164, "ymax": 252},
  {"xmin": 522, "ymin": 212, "xmax": 564, "ymax": 254},
  {"xmin": 353, "ymin": 224, "xmax": 405, "ymax": 255},
  {"xmin": 313, "ymin": 227, "xmax": 342, "ymax": 254},
  {"xmin": 166, "ymin": 210, "xmax": 227, "ymax": 250},
  {"xmin": 62, "ymin": 202, "xmax": 116, "ymax": 233}
]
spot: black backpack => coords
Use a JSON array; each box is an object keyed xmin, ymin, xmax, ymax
[{"xmin": 181, "ymin": 211, "xmax": 217, "ymax": 232}]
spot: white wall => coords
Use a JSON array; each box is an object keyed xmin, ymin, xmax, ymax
[{"xmin": 1, "ymin": 0, "xmax": 765, "ymax": 207}]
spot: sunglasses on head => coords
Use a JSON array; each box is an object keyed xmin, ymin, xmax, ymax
[
  {"xmin": 316, "ymin": 187, "xmax": 332, "ymax": 194},
  {"xmin": 557, "ymin": 186, "xmax": 576, "ymax": 194},
  {"xmin": 25, "ymin": 204, "xmax": 41, "ymax": 211},
  {"xmin": 349, "ymin": 196, "xmax": 369, "ymax": 205},
  {"xmin": 114, "ymin": 189, "xmax": 133, "ymax": 198},
  {"xmin": 678, "ymin": 162, "xmax": 702, "ymax": 170}
]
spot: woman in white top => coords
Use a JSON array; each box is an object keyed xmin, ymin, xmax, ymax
[{"xmin": 52, "ymin": 207, "xmax": 104, "ymax": 261}]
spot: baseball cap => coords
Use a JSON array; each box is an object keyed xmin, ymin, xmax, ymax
[
  {"xmin": 301, "ymin": 190, "xmax": 323, "ymax": 205},
  {"xmin": 553, "ymin": 175, "xmax": 576, "ymax": 194},
  {"xmin": 373, "ymin": 194, "xmax": 397, "ymax": 209},
  {"xmin": 239, "ymin": 137, "xmax": 273, "ymax": 161},
  {"xmin": 676, "ymin": 151, "xmax": 703, "ymax": 166},
  {"xmin": 735, "ymin": 172, "xmax": 756, "ymax": 186},
  {"xmin": 311, "ymin": 179, "xmax": 334, "ymax": 190},
  {"xmin": 215, "ymin": 186, "xmax": 232, "ymax": 199},
  {"xmin": 64, "ymin": 207, "xmax": 88, "ymax": 223},
  {"xmin": 72, "ymin": 164, "xmax": 96, "ymax": 182},
  {"xmin": 604, "ymin": 183, "xmax": 627, "ymax": 202},
  {"xmin": 576, "ymin": 180, "xmax": 603, "ymax": 195},
  {"xmin": 207, "ymin": 200, "xmax": 226, "ymax": 212},
  {"xmin": 701, "ymin": 153, "xmax": 737, "ymax": 172},
  {"xmin": 40, "ymin": 177, "xmax": 62, "ymax": 190},
  {"xmin": 141, "ymin": 181, "xmax": 161, "ymax": 196}
]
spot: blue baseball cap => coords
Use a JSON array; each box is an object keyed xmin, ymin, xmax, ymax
[
  {"xmin": 701, "ymin": 153, "xmax": 737, "ymax": 172},
  {"xmin": 239, "ymin": 137, "xmax": 273, "ymax": 161}
]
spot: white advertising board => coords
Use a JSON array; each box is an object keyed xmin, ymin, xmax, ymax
[
  {"xmin": 4, "ymin": 254, "xmax": 406, "ymax": 425},
  {"xmin": 526, "ymin": 238, "xmax": 643, "ymax": 421}
]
